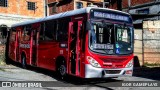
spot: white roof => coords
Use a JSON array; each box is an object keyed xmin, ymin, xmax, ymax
[{"xmin": 12, "ymin": 7, "xmax": 130, "ymax": 27}]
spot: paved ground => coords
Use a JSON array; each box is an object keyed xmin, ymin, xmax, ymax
[{"xmin": 0, "ymin": 62, "xmax": 160, "ymax": 90}]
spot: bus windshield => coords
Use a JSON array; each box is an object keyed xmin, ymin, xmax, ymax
[{"xmin": 89, "ymin": 21, "xmax": 133, "ymax": 55}]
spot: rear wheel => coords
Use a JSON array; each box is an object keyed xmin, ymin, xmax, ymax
[{"xmin": 21, "ymin": 55, "xmax": 27, "ymax": 69}]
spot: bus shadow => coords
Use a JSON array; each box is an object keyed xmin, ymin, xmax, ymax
[
  {"xmin": 132, "ymin": 56, "xmax": 160, "ymax": 80},
  {"xmin": 9, "ymin": 61, "xmax": 122, "ymax": 89},
  {"xmin": 51, "ymin": 74, "xmax": 122, "ymax": 89},
  {"xmin": 133, "ymin": 66, "xmax": 160, "ymax": 80},
  {"xmin": 33, "ymin": 67, "xmax": 122, "ymax": 89}
]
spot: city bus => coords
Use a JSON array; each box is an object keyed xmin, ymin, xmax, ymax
[{"xmin": 6, "ymin": 7, "xmax": 134, "ymax": 78}]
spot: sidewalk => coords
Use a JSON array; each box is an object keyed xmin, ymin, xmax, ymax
[{"xmin": 0, "ymin": 64, "xmax": 18, "ymax": 69}]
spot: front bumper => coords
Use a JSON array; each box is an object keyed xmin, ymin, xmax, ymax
[{"xmin": 85, "ymin": 64, "xmax": 133, "ymax": 78}]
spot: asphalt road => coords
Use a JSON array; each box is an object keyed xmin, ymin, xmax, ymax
[{"xmin": 0, "ymin": 62, "xmax": 160, "ymax": 90}]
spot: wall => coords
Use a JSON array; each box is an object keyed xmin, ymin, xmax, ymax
[
  {"xmin": 0, "ymin": 0, "xmax": 45, "ymax": 18},
  {"xmin": 48, "ymin": 0, "xmax": 74, "ymax": 15},
  {"xmin": 122, "ymin": 0, "xmax": 155, "ymax": 8},
  {"xmin": 0, "ymin": 0, "xmax": 45, "ymax": 27},
  {"xmin": 143, "ymin": 20, "xmax": 160, "ymax": 64},
  {"xmin": 134, "ymin": 29, "xmax": 143, "ymax": 66},
  {"xmin": 48, "ymin": 0, "xmax": 115, "ymax": 15},
  {"xmin": 0, "ymin": 0, "xmax": 44, "ymax": 17}
]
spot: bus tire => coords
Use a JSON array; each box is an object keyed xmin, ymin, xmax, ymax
[
  {"xmin": 57, "ymin": 60, "xmax": 66, "ymax": 79},
  {"xmin": 21, "ymin": 55, "xmax": 27, "ymax": 69}
]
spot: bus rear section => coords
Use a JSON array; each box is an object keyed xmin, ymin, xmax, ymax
[{"xmin": 82, "ymin": 8, "xmax": 134, "ymax": 78}]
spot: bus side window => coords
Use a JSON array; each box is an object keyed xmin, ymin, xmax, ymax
[
  {"xmin": 44, "ymin": 20, "xmax": 56, "ymax": 41},
  {"xmin": 22, "ymin": 26, "xmax": 26, "ymax": 41},
  {"xmin": 40, "ymin": 23, "xmax": 44, "ymax": 40},
  {"xmin": 10, "ymin": 28, "xmax": 16, "ymax": 41},
  {"xmin": 57, "ymin": 19, "xmax": 68, "ymax": 42},
  {"xmin": 23, "ymin": 25, "xmax": 31, "ymax": 41}
]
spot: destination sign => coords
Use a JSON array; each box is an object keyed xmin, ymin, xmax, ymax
[
  {"xmin": 93, "ymin": 44, "xmax": 114, "ymax": 50},
  {"xmin": 93, "ymin": 11, "xmax": 129, "ymax": 22}
]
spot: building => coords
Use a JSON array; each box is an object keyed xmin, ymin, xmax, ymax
[
  {"xmin": 47, "ymin": 0, "xmax": 119, "ymax": 15},
  {"xmin": 122, "ymin": 0, "xmax": 154, "ymax": 11},
  {"xmin": 0, "ymin": 0, "xmax": 45, "ymax": 40},
  {"xmin": 120, "ymin": 0, "xmax": 160, "ymax": 66}
]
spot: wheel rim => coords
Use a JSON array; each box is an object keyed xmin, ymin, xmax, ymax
[
  {"xmin": 59, "ymin": 65, "xmax": 66, "ymax": 76},
  {"xmin": 22, "ymin": 56, "xmax": 26, "ymax": 67}
]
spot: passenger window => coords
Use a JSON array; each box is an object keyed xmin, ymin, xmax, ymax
[
  {"xmin": 57, "ymin": 19, "xmax": 68, "ymax": 42},
  {"xmin": 45, "ymin": 20, "xmax": 57, "ymax": 41},
  {"xmin": 10, "ymin": 29, "xmax": 16, "ymax": 41},
  {"xmin": 40, "ymin": 23, "xmax": 45, "ymax": 40},
  {"xmin": 23, "ymin": 25, "xmax": 31, "ymax": 41}
]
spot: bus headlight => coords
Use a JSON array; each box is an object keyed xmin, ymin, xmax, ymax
[
  {"xmin": 125, "ymin": 59, "xmax": 133, "ymax": 68},
  {"xmin": 87, "ymin": 56, "xmax": 101, "ymax": 68}
]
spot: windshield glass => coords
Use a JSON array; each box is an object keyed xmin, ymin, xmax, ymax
[
  {"xmin": 115, "ymin": 25, "xmax": 133, "ymax": 54},
  {"xmin": 89, "ymin": 21, "xmax": 133, "ymax": 55}
]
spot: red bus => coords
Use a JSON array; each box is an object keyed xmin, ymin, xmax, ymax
[{"xmin": 7, "ymin": 7, "xmax": 134, "ymax": 78}]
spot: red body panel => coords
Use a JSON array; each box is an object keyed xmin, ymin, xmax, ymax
[{"xmin": 37, "ymin": 41, "xmax": 68, "ymax": 70}]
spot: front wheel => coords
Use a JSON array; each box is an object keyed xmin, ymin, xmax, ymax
[{"xmin": 57, "ymin": 62, "xmax": 66, "ymax": 79}]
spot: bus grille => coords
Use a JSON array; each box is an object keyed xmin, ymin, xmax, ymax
[
  {"xmin": 104, "ymin": 65, "xmax": 123, "ymax": 68},
  {"xmin": 105, "ymin": 70, "xmax": 121, "ymax": 74},
  {"xmin": 101, "ymin": 58, "xmax": 127, "ymax": 63}
]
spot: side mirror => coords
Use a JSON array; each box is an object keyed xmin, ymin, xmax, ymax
[{"xmin": 86, "ymin": 21, "xmax": 91, "ymax": 30}]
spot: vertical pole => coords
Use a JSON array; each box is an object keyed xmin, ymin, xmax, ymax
[
  {"xmin": 103, "ymin": 0, "xmax": 105, "ymax": 8},
  {"xmin": 128, "ymin": 0, "xmax": 131, "ymax": 7},
  {"xmin": 45, "ymin": 0, "xmax": 48, "ymax": 17},
  {"xmin": 142, "ymin": 20, "xmax": 144, "ymax": 66},
  {"xmin": 127, "ymin": 0, "xmax": 131, "ymax": 12}
]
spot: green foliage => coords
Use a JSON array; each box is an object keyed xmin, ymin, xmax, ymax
[
  {"xmin": 0, "ymin": 68, "xmax": 5, "ymax": 71},
  {"xmin": 144, "ymin": 62, "xmax": 160, "ymax": 67},
  {"xmin": 0, "ymin": 45, "xmax": 5, "ymax": 65}
]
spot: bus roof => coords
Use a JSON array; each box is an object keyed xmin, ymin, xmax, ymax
[{"xmin": 11, "ymin": 7, "xmax": 130, "ymax": 28}]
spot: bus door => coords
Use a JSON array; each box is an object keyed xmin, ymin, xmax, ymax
[
  {"xmin": 68, "ymin": 21, "xmax": 82, "ymax": 75},
  {"xmin": 15, "ymin": 29, "xmax": 21, "ymax": 62},
  {"xmin": 30, "ymin": 24, "xmax": 39, "ymax": 66}
]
